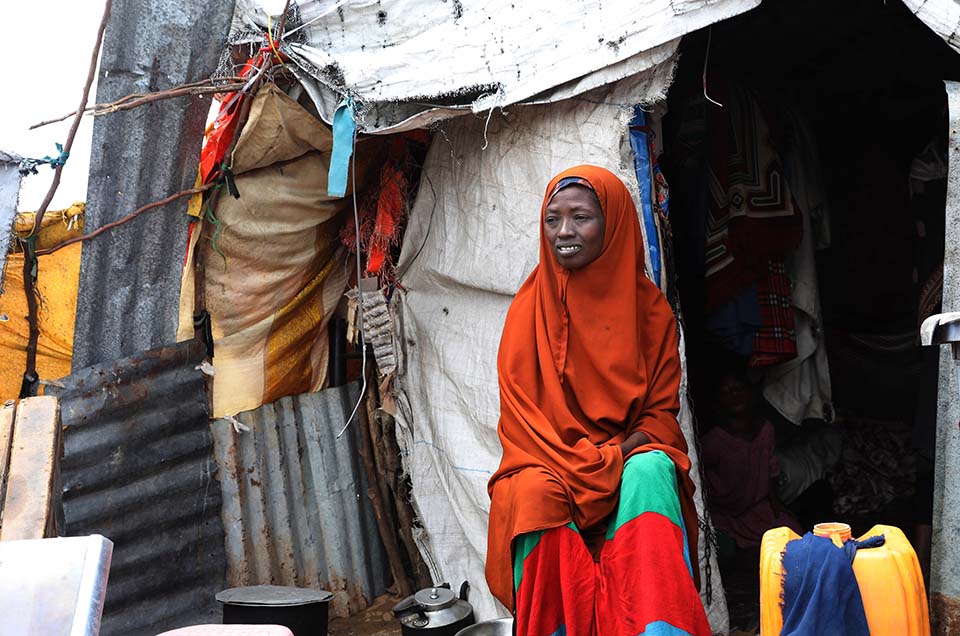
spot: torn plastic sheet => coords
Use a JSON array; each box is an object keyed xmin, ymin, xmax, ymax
[
  {"xmin": 238, "ymin": 0, "xmax": 762, "ymax": 133},
  {"xmin": 903, "ymin": 0, "xmax": 960, "ymax": 52}
]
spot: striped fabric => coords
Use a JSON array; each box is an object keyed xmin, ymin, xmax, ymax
[
  {"xmin": 512, "ymin": 452, "xmax": 710, "ymax": 636},
  {"xmin": 749, "ymin": 259, "xmax": 797, "ymax": 367}
]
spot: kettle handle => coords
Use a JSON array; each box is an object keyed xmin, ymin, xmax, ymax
[
  {"xmin": 391, "ymin": 595, "xmax": 422, "ymax": 618},
  {"xmin": 391, "ymin": 594, "xmax": 431, "ymax": 625},
  {"xmin": 459, "ymin": 581, "xmax": 470, "ymax": 601}
]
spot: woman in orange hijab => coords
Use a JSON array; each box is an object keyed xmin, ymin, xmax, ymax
[{"xmin": 486, "ymin": 166, "xmax": 711, "ymax": 636}]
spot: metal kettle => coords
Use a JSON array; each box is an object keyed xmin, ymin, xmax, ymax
[{"xmin": 392, "ymin": 582, "xmax": 476, "ymax": 636}]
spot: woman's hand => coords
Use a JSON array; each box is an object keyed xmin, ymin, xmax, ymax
[{"xmin": 618, "ymin": 430, "xmax": 651, "ymax": 457}]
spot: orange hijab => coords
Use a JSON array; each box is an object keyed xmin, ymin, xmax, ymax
[{"xmin": 486, "ymin": 165, "xmax": 698, "ymax": 609}]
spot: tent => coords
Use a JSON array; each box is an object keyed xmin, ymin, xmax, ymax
[
  {"xmin": 7, "ymin": 0, "xmax": 960, "ymax": 633},
  {"xmin": 198, "ymin": 0, "xmax": 960, "ymax": 631}
]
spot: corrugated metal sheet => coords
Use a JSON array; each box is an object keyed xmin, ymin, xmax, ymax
[
  {"xmin": 72, "ymin": 0, "xmax": 233, "ymax": 370},
  {"xmin": 48, "ymin": 340, "xmax": 226, "ymax": 636},
  {"xmin": 213, "ymin": 383, "xmax": 387, "ymax": 618}
]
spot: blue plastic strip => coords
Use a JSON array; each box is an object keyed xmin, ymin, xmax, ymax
[
  {"xmin": 327, "ymin": 98, "xmax": 356, "ymax": 197},
  {"xmin": 629, "ymin": 107, "xmax": 661, "ymax": 288}
]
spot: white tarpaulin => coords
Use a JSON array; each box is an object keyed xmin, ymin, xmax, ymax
[
  {"xmin": 904, "ymin": 0, "xmax": 960, "ymax": 52},
  {"xmin": 240, "ymin": 0, "xmax": 761, "ymax": 132},
  {"xmin": 391, "ymin": 69, "xmax": 729, "ymax": 632},
  {"xmin": 0, "ymin": 151, "xmax": 22, "ymax": 297}
]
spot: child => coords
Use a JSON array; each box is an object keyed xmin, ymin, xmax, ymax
[{"xmin": 701, "ymin": 365, "xmax": 802, "ymax": 550}]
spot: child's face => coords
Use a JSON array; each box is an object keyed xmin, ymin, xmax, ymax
[{"xmin": 716, "ymin": 374, "xmax": 755, "ymax": 431}]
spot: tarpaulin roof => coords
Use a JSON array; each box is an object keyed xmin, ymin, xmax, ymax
[
  {"xmin": 904, "ymin": 0, "xmax": 960, "ymax": 52},
  {"xmin": 237, "ymin": 0, "xmax": 762, "ymax": 132}
]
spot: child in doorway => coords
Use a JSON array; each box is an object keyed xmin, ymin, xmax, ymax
[{"xmin": 701, "ymin": 362, "xmax": 802, "ymax": 555}]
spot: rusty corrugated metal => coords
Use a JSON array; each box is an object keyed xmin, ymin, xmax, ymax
[
  {"xmin": 213, "ymin": 383, "xmax": 387, "ymax": 618},
  {"xmin": 48, "ymin": 340, "xmax": 226, "ymax": 636}
]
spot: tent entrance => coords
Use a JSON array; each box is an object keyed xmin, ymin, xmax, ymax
[{"xmin": 659, "ymin": 1, "xmax": 960, "ymax": 631}]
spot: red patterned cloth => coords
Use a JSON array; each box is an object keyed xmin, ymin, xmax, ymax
[
  {"xmin": 704, "ymin": 81, "xmax": 802, "ymax": 310},
  {"xmin": 750, "ymin": 259, "xmax": 797, "ymax": 367}
]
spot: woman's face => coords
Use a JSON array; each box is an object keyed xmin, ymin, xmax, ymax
[{"xmin": 544, "ymin": 186, "xmax": 605, "ymax": 270}]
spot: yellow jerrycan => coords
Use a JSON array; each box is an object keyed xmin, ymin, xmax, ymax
[{"xmin": 759, "ymin": 523, "xmax": 929, "ymax": 636}]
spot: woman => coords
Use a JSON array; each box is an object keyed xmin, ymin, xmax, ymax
[{"xmin": 486, "ymin": 165, "xmax": 710, "ymax": 636}]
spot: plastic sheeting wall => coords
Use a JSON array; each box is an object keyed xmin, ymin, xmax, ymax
[
  {"xmin": 212, "ymin": 383, "xmax": 388, "ymax": 618},
  {"xmin": 391, "ymin": 74, "xmax": 728, "ymax": 632}
]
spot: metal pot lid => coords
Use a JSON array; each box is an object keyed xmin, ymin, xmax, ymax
[
  {"xmin": 414, "ymin": 586, "xmax": 458, "ymax": 611},
  {"xmin": 216, "ymin": 585, "xmax": 334, "ymax": 607}
]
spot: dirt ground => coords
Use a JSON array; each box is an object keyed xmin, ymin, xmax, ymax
[
  {"xmin": 327, "ymin": 594, "xmax": 403, "ymax": 636},
  {"xmin": 330, "ymin": 592, "xmax": 754, "ymax": 636}
]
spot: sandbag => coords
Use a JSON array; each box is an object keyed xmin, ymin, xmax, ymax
[{"xmin": 178, "ymin": 84, "xmax": 383, "ymax": 417}]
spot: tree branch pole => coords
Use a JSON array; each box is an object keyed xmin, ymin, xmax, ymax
[
  {"xmin": 93, "ymin": 82, "xmax": 246, "ymax": 116},
  {"xmin": 20, "ymin": 0, "xmax": 112, "ymax": 398},
  {"xmin": 357, "ymin": 361, "xmax": 415, "ymax": 597},
  {"xmin": 36, "ymin": 183, "xmax": 216, "ymax": 257},
  {"xmin": 29, "ymin": 79, "xmax": 245, "ymax": 130}
]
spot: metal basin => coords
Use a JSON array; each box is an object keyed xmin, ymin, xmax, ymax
[{"xmin": 454, "ymin": 618, "xmax": 514, "ymax": 636}]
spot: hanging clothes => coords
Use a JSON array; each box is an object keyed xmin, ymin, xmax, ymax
[
  {"xmin": 705, "ymin": 284, "xmax": 761, "ymax": 357},
  {"xmin": 750, "ymin": 259, "xmax": 797, "ymax": 367},
  {"xmin": 762, "ymin": 106, "xmax": 834, "ymax": 424},
  {"xmin": 703, "ymin": 81, "xmax": 803, "ymax": 312}
]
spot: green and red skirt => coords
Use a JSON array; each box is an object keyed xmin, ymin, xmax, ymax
[{"xmin": 512, "ymin": 451, "xmax": 711, "ymax": 636}]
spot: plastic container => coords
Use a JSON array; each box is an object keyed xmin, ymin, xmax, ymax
[{"xmin": 760, "ymin": 524, "xmax": 929, "ymax": 636}]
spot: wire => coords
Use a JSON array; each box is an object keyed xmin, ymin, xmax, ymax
[
  {"xmin": 281, "ymin": 0, "xmax": 351, "ymax": 40},
  {"xmin": 395, "ymin": 166, "xmax": 438, "ymax": 282},
  {"xmin": 702, "ymin": 27, "xmax": 724, "ymax": 108},
  {"xmin": 338, "ymin": 116, "xmax": 368, "ymax": 439}
]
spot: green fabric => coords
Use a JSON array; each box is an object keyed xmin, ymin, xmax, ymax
[
  {"xmin": 512, "ymin": 451, "xmax": 680, "ymax": 591},
  {"xmin": 513, "ymin": 522, "xmax": 579, "ymax": 591},
  {"xmin": 605, "ymin": 450, "xmax": 682, "ymax": 540}
]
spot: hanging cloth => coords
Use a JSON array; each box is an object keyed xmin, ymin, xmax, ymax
[{"xmin": 703, "ymin": 81, "xmax": 803, "ymax": 310}]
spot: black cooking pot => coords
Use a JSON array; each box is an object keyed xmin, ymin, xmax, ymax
[
  {"xmin": 393, "ymin": 582, "xmax": 476, "ymax": 636},
  {"xmin": 217, "ymin": 585, "xmax": 334, "ymax": 636}
]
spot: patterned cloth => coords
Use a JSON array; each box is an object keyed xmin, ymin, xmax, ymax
[
  {"xmin": 750, "ymin": 259, "xmax": 797, "ymax": 367},
  {"xmin": 703, "ymin": 82, "xmax": 802, "ymax": 310},
  {"xmin": 512, "ymin": 452, "xmax": 711, "ymax": 636}
]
